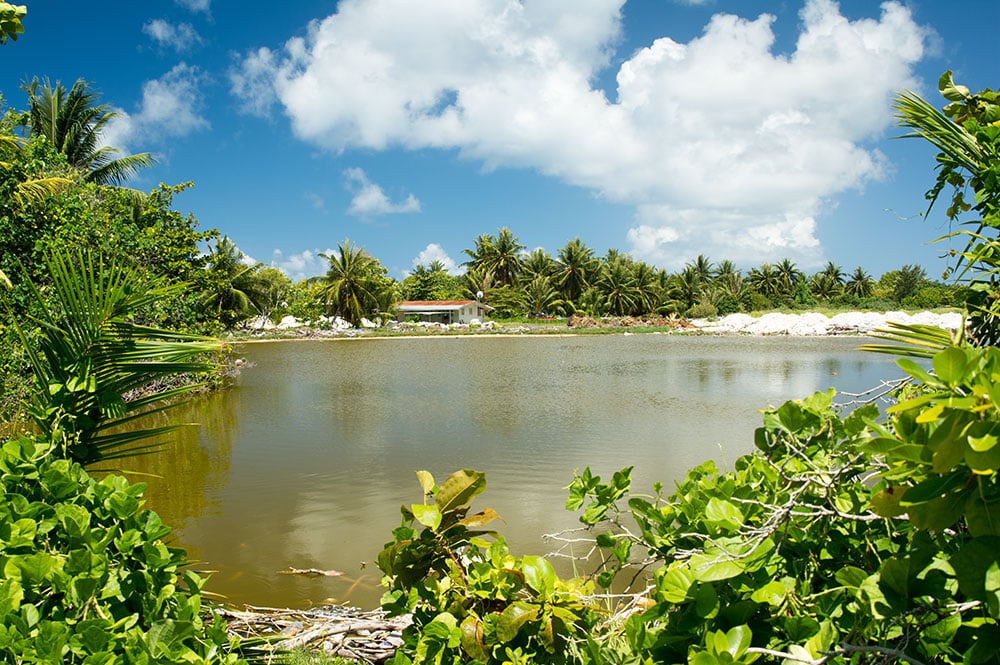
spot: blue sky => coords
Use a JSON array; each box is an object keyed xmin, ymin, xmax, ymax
[{"xmin": 2, "ymin": 1, "xmax": 996, "ymax": 281}]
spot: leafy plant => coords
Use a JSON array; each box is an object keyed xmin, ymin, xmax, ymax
[
  {"xmin": 14, "ymin": 248, "xmax": 222, "ymax": 464},
  {"xmin": 378, "ymin": 469, "xmax": 599, "ymax": 664},
  {"xmin": 0, "ymin": 434, "xmax": 242, "ymax": 663}
]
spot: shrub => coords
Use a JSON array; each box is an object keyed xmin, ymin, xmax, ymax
[{"xmin": 0, "ymin": 435, "xmax": 242, "ymax": 663}]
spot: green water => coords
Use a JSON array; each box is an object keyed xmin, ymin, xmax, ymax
[{"xmin": 124, "ymin": 334, "xmax": 901, "ymax": 609}]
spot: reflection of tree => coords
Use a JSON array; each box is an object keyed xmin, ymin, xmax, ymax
[{"xmin": 111, "ymin": 391, "xmax": 238, "ymax": 538}]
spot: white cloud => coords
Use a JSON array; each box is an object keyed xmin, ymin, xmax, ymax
[
  {"xmin": 411, "ymin": 243, "xmax": 464, "ymax": 275},
  {"xmin": 143, "ymin": 19, "xmax": 202, "ymax": 51},
  {"xmin": 343, "ymin": 167, "xmax": 421, "ymax": 216},
  {"xmin": 231, "ymin": 0, "xmax": 928, "ymax": 267},
  {"xmin": 271, "ymin": 248, "xmax": 336, "ymax": 282},
  {"xmin": 175, "ymin": 0, "xmax": 210, "ymax": 14},
  {"xmin": 102, "ymin": 63, "xmax": 209, "ymax": 156}
]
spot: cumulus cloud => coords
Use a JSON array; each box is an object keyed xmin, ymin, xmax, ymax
[
  {"xmin": 102, "ymin": 63, "xmax": 209, "ymax": 156},
  {"xmin": 271, "ymin": 248, "xmax": 336, "ymax": 282},
  {"xmin": 175, "ymin": 0, "xmax": 210, "ymax": 14},
  {"xmin": 143, "ymin": 19, "xmax": 202, "ymax": 51},
  {"xmin": 231, "ymin": 0, "xmax": 928, "ymax": 267},
  {"xmin": 343, "ymin": 167, "xmax": 421, "ymax": 216},
  {"xmin": 411, "ymin": 243, "xmax": 464, "ymax": 275}
]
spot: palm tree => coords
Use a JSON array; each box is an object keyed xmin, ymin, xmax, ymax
[
  {"xmin": 775, "ymin": 259, "xmax": 804, "ymax": 294},
  {"xmin": 809, "ymin": 273, "xmax": 842, "ymax": 300},
  {"xmin": 599, "ymin": 261, "xmax": 639, "ymax": 316},
  {"xmin": 747, "ymin": 263, "xmax": 781, "ymax": 299},
  {"xmin": 519, "ymin": 274, "xmax": 566, "ymax": 317},
  {"xmin": 199, "ymin": 236, "xmax": 266, "ymax": 329},
  {"xmin": 462, "ymin": 228, "xmax": 524, "ymax": 288},
  {"xmin": 819, "ymin": 261, "xmax": 845, "ymax": 285},
  {"xmin": 14, "ymin": 248, "xmax": 220, "ymax": 464},
  {"xmin": 631, "ymin": 262, "xmax": 662, "ymax": 315},
  {"xmin": 688, "ymin": 254, "xmax": 714, "ymax": 284},
  {"xmin": 843, "ymin": 267, "xmax": 874, "ymax": 298},
  {"xmin": 23, "ymin": 78, "xmax": 155, "ymax": 186},
  {"xmin": 672, "ymin": 265, "xmax": 703, "ymax": 312},
  {"xmin": 320, "ymin": 239, "xmax": 384, "ymax": 326},
  {"xmin": 520, "ymin": 248, "xmax": 555, "ymax": 280},
  {"xmin": 555, "ymin": 238, "xmax": 598, "ymax": 304}
]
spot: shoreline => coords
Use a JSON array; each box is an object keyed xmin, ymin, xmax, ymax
[{"xmin": 230, "ymin": 310, "xmax": 963, "ymax": 343}]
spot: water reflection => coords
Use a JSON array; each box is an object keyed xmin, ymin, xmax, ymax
[{"xmin": 133, "ymin": 335, "xmax": 903, "ymax": 609}]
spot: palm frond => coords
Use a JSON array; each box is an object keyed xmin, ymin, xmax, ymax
[
  {"xmin": 858, "ymin": 320, "xmax": 965, "ymax": 359},
  {"xmin": 14, "ymin": 248, "xmax": 223, "ymax": 464}
]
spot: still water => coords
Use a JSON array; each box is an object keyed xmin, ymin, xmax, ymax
[{"xmin": 123, "ymin": 334, "xmax": 902, "ymax": 609}]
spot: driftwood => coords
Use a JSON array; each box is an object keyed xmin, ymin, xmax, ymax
[
  {"xmin": 218, "ymin": 604, "xmax": 411, "ymax": 663},
  {"xmin": 276, "ymin": 566, "xmax": 344, "ymax": 577}
]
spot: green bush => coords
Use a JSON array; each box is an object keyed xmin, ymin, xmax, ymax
[{"xmin": 0, "ymin": 435, "xmax": 242, "ymax": 663}]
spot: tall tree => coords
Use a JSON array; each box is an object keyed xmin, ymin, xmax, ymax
[
  {"xmin": 23, "ymin": 78, "xmax": 155, "ymax": 186},
  {"xmin": 775, "ymin": 258, "xmax": 803, "ymax": 293},
  {"xmin": 555, "ymin": 237, "xmax": 598, "ymax": 304},
  {"xmin": 199, "ymin": 236, "xmax": 266, "ymax": 330},
  {"xmin": 320, "ymin": 239, "xmax": 393, "ymax": 326},
  {"xmin": 844, "ymin": 267, "xmax": 874, "ymax": 298},
  {"xmin": 462, "ymin": 228, "xmax": 524, "ymax": 288}
]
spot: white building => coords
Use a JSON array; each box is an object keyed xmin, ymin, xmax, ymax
[{"xmin": 395, "ymin": 300, "xmax": 490, "ymax": 325}]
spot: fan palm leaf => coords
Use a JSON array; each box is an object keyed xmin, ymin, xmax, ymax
[{"xmin": 14, "ymin": 248, "xmax": 222, "ymax": 464}]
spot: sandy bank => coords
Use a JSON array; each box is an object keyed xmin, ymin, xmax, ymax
[{"xmin": 691, "ymin": 310, "xmax": 962, "ymax": 336}]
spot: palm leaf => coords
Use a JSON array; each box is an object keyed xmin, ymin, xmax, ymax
[
  {"xmin": 14, "ymin": 248, "xmax": 222, "ymax": 464},
  {"xmin": 858, "ymin": 320, "xmax": 965, "ymax": 359}
]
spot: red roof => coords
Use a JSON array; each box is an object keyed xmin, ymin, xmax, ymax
[{"xmin": 396, "ymin": 300, "xmax": 475, "ymax": 306}]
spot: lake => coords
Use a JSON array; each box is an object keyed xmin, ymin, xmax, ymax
[{"xmin": 122, "ymin": 334, "xmax": 904, "ymax": 609}]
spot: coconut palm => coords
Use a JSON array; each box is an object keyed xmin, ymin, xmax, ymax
[
  {"xmin": 809, "ymin": 273, "xmax": 842, "ymax": 300},
  {"xmin": 520, "ymin": 248, "xmax": 555, "ymax": 280},
  {"xmin": 519, "ymin": 274, "xmax": 567, "ymax": 317},
  {"xmin": 776, "ymin": 258, "xmax": 804, "ymax": 294},
  {"xmin": 320, "ymin": 239, "xmax": 385, "ymax": 326},
  {"xmin": 199, "ymin": 236, "xmax": 267, "ymax": 329},
  {"xmin": 599, "ymin": 261, "xmax": 640, "ymax": 316},
  {"xmin": 23, "ymin": 77, "xmax": 155, "ymax": 186},
  {"xmin": 843, "ymin": 267, "xmax": 874, "ymax": 298},
  {"xmin": 555, "ymin": 238, "xmax": 598, "ymax": 304},
  {"xmin": 463, "ymin": 228, "xmax": 524, "ymax": 288},
  {"xmin": 688, "ymin": 254, "xmax": 714, "ymax": 284},
  {"xmin": 819, "ymin": 261, "xmax": 845, "ymax": 285},
  {"xmin": 14, "ymin": 248, "xmax": 220, "ymax": 464},
  {"xmin": 747, "ymin": 263, "xmax": 781, "ymax": 299},
  {"xmin": 631, "ymin": 262, "xmax": 662, "ymax": 315}
]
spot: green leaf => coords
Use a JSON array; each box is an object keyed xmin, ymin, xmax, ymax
[
  {"xmin": 932, "ymin": 346, "xmax": 969, "ymax": 385},
  {"xmin": 522, "ymin": 556, "xmax": 555, "ymax": 598},
  {"xmin": 695, "ymin": 583, "xmax": 719, "ymax": 619},
  {"xmin": 415, "ymin": 470, "xmax": 436, "ymax": 496},
  {"xmin": 434, "ymin": 469, "xmax": 485, "ymax": 516},
  {"xmin": 410, "ymin": 504, "xmax": 442, "ymax": 531},
  {"xmin": 496, "ymin": 601, "xmax": 539, "ymax": 643},
  {"xmin": 704, "ymin": 498, "xmax": 743, "ymax": 532},
  {"xmin": 656, "ymin": 564, "xmax": 695, "ymax": 603},
  {"xmin": 901, "ymin": 472, "xmax": 967, "ymax": 504},
  {"xmin": 750, "ymin": 580, "xmax": 787, "ymax": 606}
]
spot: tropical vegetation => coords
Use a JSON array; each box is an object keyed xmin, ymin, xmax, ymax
[{"xmin": 4, "ymin": 5, "xmax": 1000, "ymax": 661}]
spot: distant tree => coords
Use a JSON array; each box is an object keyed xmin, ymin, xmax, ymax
[
  {"xmin": 320, "ymin": 239, "xmax": 396, "ymax": 326},
  {"xmin": 199, "ymin": 236, "xmax": 266, "ymax": 329},
  {"xmin": 747, "ymin": 263, "xmax": 781, "ymax": 299},
  {"xmin": 775, "ymin": 258, "xmax": 804, "ymax": 294},
  {"xmin": 598, "ymin": 260, "xmax": 639, "ymax": 316},
  {"xmin": 554, "ymin": 237, "xmax": 598, "ymax": 304},
  {"xmin": 843, "ymin": 267, "xmax": 874, "ymax": 298},
  {"xmin": 894, "ymin": 264, "xmax": 928, "ymax": 302},
  {"xmin": 519, "ymin": 274, "xmax": 567, "ymax": 318},
  {"xmin": 520, "ymin": 248, "xmax": 555, "ymax": 280},
  {"xmin": 463, "ymin": 228, "xmax": 524, "ymax": 288},
  {"xmin": 688, "ymin": 254, "xmax": 714, "ymax": 283}
]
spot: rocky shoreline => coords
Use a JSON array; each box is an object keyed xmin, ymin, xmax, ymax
[{"xmin": 691, "ymin": 310, "xmax": 962, "ymax": 336}]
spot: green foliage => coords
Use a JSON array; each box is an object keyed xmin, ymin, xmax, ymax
[
  {"xmin": 320, "ymin": 239, "xmax": 398, "ymax": 327},
  {"xmin": 560, "ymin": 330, "xmax": 1000, "ymax": 664},
  {"xmin": 14, "ymin": 248, "xmax": 221, "ymax": 465},
  {"xmin": 0, "ymin": 434, "xmax": 242, "ymax": 663},
  {"xmin": 0, "ymin": 2, "xmax": 25, "ymax": 43},
  {"xmin": 378, "ymin": 469, "xmax": 599, "ymax": 665},
  {"xmin": 896, "ymin": 73, "xmax": 1000, "ymax": 343}
]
